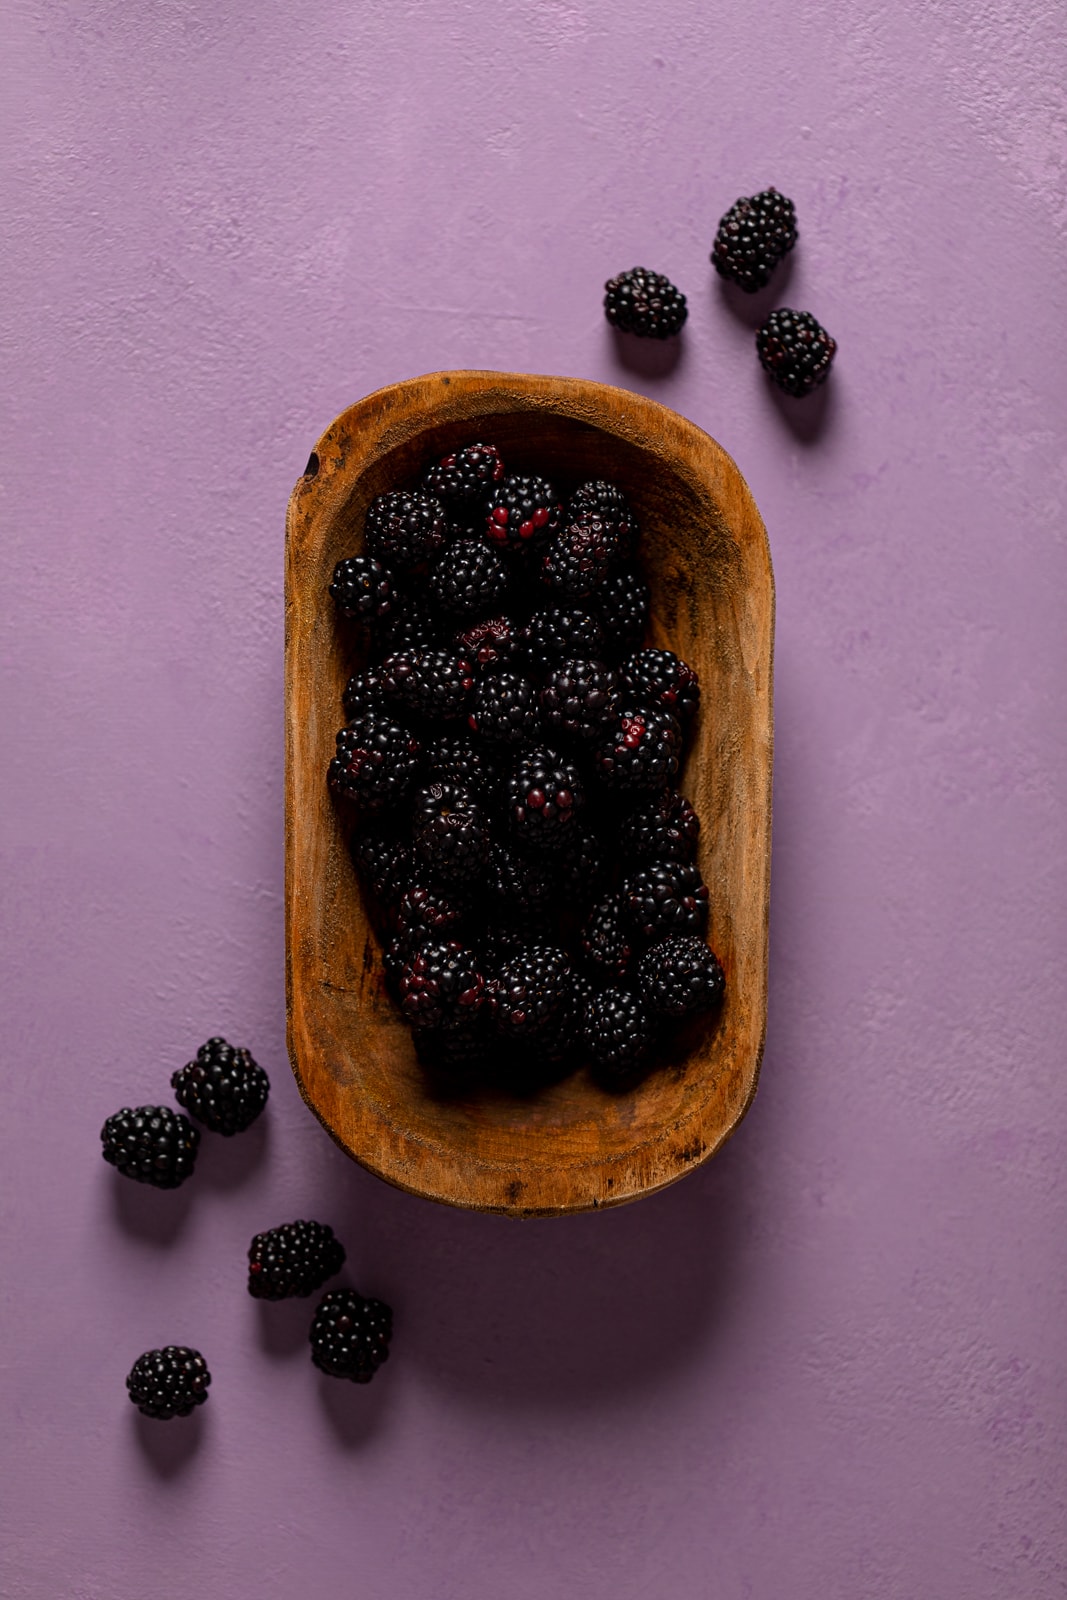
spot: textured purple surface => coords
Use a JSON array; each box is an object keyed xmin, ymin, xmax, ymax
[{"xmin": 2, "ymin": 1, "xmax": 1066, "ymax": 1595}]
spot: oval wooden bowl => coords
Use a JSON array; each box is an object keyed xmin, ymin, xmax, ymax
[{"xmin": 286, "ymin": 370, "xmax": 774, "ymax": 1217}]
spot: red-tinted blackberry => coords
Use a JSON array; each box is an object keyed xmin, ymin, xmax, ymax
[
  {"xmin": 467, "ymin": 670, "xmax": 541, "ymax": 746},
  {"xmin": 756, "ymin": 308, "xmax": 836, "ymax": 397},
  {"xmin": 593, "ymin": 569, "xmax": 650, "ymax": 657},
  {"xmin": 101, "ymin": 1106, "xmax": 199, "ymax": 1189},
  {"xmin": 365, "ymin": 488, "xmax": 448, "ymax": 572},
  {"xmin": 637, "ymin": 934, "xmax": 725, "ymax": 1018},
  {"xmin": 540, "ymin": 511, "xmax": 619, "ymax": 600},
  {"xmin": 580, "ymin": 893, "xmax": 635, "ymax": 981},
  {"xmin": 412, "ymin": 783, "xmax": 491, "ymax": 885},
  {"xmin": 524, "ymin": 607, "xmax": 606, "ymax": 675},
  {"xmin": 433, "ymin": 539, "xmax": 510, "ymax": 621},
  {"xmin": 568, "ymin": 480, "xmax": 639, "ymax": 560},
  {"xmin": 328, "ymin": 716, "xmax": 421, "ymax": 811},
  {"xmin": 540, "ymin": 658, "xmax": 618, "ymax": 744},
  {"xmin": 604, "ymin": 267, "xmax": 688, "ymax": 339},
  {"xmin": 484, "ymin": 475, "xmax": 562, "ymax": 551},
  {"xmin": 617, "ymin": 790, "xmax": 700, "ymax": 865},
  {"xmin": 712, "ymin": 187, "xmax": 798, "ymax": 292},
  {"xmin": 397, "ymin": 939, "xmax": 485, "ymax": 1030},
  {"xmin": 583, "ymin": 988, "xmax": 654, "ymax": 1088},
  {"xmin": 618, "ymin": 648, "xmax": 700, "ymax": 723},
  {"xmin": 374, "ymin": 592, "xmax": 441, "ymax": 655},
  {"xmin": 247, "ymin": 1220, "xmax": 346, "ymax": 1300},
  {"xmin": 594, "ymin": 705, "xmax": 682, "ymax": 794},
  {"xmin": 310, "ymin": 1288, "xmax": 392, "ymax": 1383},
  {"xmin": 342, "ymin": 667, "xmax": 386, "ymax": 722},
  {"xmin": 329, "ymin": 556, "xmax": 399, "ymax": 624},
  {"xmin": 126, "ymin": 1347, "xmax": 210, "ymax": 1419},
  {"xmin": 351, "ymin": 830, "xmax": 413, "ymax": 906},
  {"xmin": 495, "ymin": 945, "xmax": 574, "ymax": 1040},
  {"xmin": 424, "ymin": 442, "xmax": 505, "ymax": 510},
  {"xmin": 484, "ymin": 843, "xmax": 557, "ymax": 925},
  {"xmin": 626, "ymin": 861, "xmax": 709, "ymax": 942},
  {"xmin": 453, "ymin": 615, "xmax": 523, "ymax": 672},
  {"xmin": 507, "ymin": 748, "xmax": 585, "ymax": 851},
  {"xmin": 171, "ymin": 1037, "xmax": 270, "ymax": 1137}
]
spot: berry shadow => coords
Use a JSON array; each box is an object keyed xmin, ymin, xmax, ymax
[
  {"xmin": 194, "ymin": 1110, "xmax": 271, "ymax": 1193},
  {"xmin": 761, "ymin": 372, "xmax": 837, "ymax": 446},
  {"xmin": 254, "ymin": 1291, "xmax": 314, "ymax": 1360},
  {"xmin": 714, "ymin": 251, "xmax": 796, "ymax": 329},
  {"xmin": 606, "ymin": 325, "xmax": 686, "ymax": 381},
  {"xmin": 108, "ymin": 1170, "xmax": 196, "ymax": 1247},
  {"xmin": 130, "ymin": 1404, "xmax": 206, "ymax": 1478},
  {"xmin": 317, "ymin": 1361, "xmax": 394, "ymax": 1450}
]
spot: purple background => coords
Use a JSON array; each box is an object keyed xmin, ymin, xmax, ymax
[{"xmin": 2, "ymin": 1, "xmax": 1065, "ymax": 1595}]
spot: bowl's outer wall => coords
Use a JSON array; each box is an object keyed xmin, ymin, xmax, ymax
[{"xmin": 286, "ymin": 371, "xmax": 774, "ymax": 1215}]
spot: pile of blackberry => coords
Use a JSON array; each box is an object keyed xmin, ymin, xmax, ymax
[{"xmin": 328, "ymin": 443, "xmax": 726, "ymax": 1092}]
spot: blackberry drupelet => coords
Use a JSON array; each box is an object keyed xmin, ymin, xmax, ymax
[
  {"xmin": 626, "ymin": 860, "xmax": 709, "ymax": 942},
  {"xmin": 328, "ymin": 716, "xmax": 421, "ymax": 811},
  {"xmin": 523, "ymin": 607, "xmax": 606, "ymax": 675},
  {"xmin": 637, "ymin": 934, "xmax": 725, "ymax": 1018},
  {"xmin": 433, "ymin": 539, "xmax": 510, "ymax": 621},
  {"xmin": 506, "ymin": 748, "xmax": 585, "ymax": 851},
  {"xmin": 540, "ymin": 658, "xmax": 618, "ymax": 743},
  {"xmin": 711, "ymin": 187, "xmax": 798, "ymax": 292},
  {"xmin": 618, "ymin": 648, "xmax": 700, "ymax": 723},
  {"xmin": 467, "ymin": 670, "xmax": 541, "ymax": 746},
  {"xmin": 540, "ymin": 511, "xmax": 619, "ymax": 600},
  {"xmin": 582, "ymin": 988, "xmax": 654, "ymax": 1089},
  {"xmin": 453, "ymin": 615, "xmax": 523, "ymax": 672},
  {"xmin": 756, "ymin": 309, "xmax": 836, "ymax": 397},
  {"xmin": 171, "ymin": 1037, "xmax": 270, "ymax": 1137},
  {"xmin": 310, "ymin": 1288, "xmax": 392, "ymax": 1383},
  {"xmin": 247, "ymin": 1220, "xmax": 346, "ymax": 1300},
  {"xmin": 126, "ymin": 1347, "xmax": 211, "ymax": 1419},
  {"xmin": 592, "ymin": 569, "xmax": 650, "ymax": 657},
  {"xmin": 101, "ymin": 1106, "xmax": 199, "ymax": 1189},
  {"xmin": 342, "ymin": 667, "xmax": 386, "ymax": 722},
  {"xmin": 603, "ymin": 267, "xmax": 688, "ymax": 339},
  {"xmin": 329, "ymin": 556, "xmax": 399, "ymax": 624},
  {"xmin": 617, "ymin": 789, "xmax": 700, "ymax": 865},
  {"xmin": 350, "ymin": 831, "xmax": 413, "ymax": 907},
  {"xmin": 567, "ymin": 480, "xmax": 638, "ymax": 559},
  {"xmin": 484, "ymin": 475, "xmax": 563, "ymax": 551},
  {"xmin": 594, "ymin": 705, "xmax": 682, "ymax": 794},
  {"xmin": 494, "ymin": 945, "xmax": 574, "ymax": 1040},
  {"xmin": 397, "ymin": 939, "xmax": 485, "ymax": 1030},
  {"xmin": 412, "ymin": 783, "xmax": 491, "ymax": 885},
  {"xmin": 424, "ymin": 442, "xmax": 505, "ymax": 509},
  {"xmin": 365, "ymin": 488, "xmax": 449, "ymax": 572},
  {"xmin": 580, "ymin": 893, "xmax": 635, "ymax": 981}
]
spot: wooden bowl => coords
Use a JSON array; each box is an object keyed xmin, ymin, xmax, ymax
[{"xmin": 286, "ymin": 370, "xmax": 774, "ymax": 1217}]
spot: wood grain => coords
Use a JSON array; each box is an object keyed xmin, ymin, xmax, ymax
[{"xmin": 285, "ymin": 370, "xmax": 774, "ymax": 1216}]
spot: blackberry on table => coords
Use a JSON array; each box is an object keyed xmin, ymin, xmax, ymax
[
  {"xmin": 756, "ymin": 308, "xmax": 836, "ymax": 397},
  {"xmin": 126, "ymin": 1347, "xmax": 210, "ymax": 1420},
  {"xmin": 506, "ymin": 748, "xmax": 585, "ymax": 851},
  {"xmin": 424, "ymin": 442, "xmax": 505, "ymax": 510},
  {"xmin": 618, "ymin": 648, "xmax": 700, "ymax": 723},
  {"xmin": 604, "ymin": 267, "xmax": 687, "ymax": 339},
  {"xmin": 594, "ymin": 705, "xmax": 682, "ymax": 795},
  {"xmin": 453, "ymin": 615, "xmax": 523, "ymax": 672},
  {"xmin": 342, "ymin": 667, "xmax": 386, "ymax": 722},
  {"xmin": 524, "ymin": 607, "xmax": 606, "ymax": 675},
  {"xmin": 328, "ymin": 716, "xmax": 421, "ymax": 811},
  {"xmin": 540, "ymin": 511, "xmax": 618, "ymax": 600},
  {"xmin": 310, "ymin": 1288, "xmax": 392, "ymax": 1383},
  {"xmin": 171, "ymin": 1037, "xmax": 270, "ymax": 1137},
  {"xmin": 568, "ymin": 480, "xmax": 638, "ymax": 559},
  {"xmin": 580, "ymin": 892, "xmax": 635, "ymax": 981},
  {"xmin": 593, "ymin": 569, "xmax": 650, "ymax": 657},
  {"xmin": 711, "ymin": 187, "xmax": 798, "ymax": 293},
  {"xmin": 540, "ymin": 658, "xmax": 618, "ymax": 744},
  {"xmin": 467, "ymin": 670, "xmax": 541, "ymax": 746},
  {"xmin": 583, "ymin": 988, "xmax": 654, "ymax": 1089},
  {"xmin": 397, "ymin": 939, "xmax": 485, "ymax": 1030},
  {"xmin": 626, "ymin": 860, "xmax": 709, "ymax": 942},
  {"xmin": 412, "ymin": 783, "xmax": 491, "ymax": 886},
  {"xmin": 637, "ymin": 934, "xmax": 725, "ymax": 1018},
  {"xmin": 101, "ymin": 1106, "xmax": 199, "ymax": 1189},
  {"xmin": 330, "ymin": 556, "xmax": 399, "ymax": 624},
  {"xmin": 494, "ymin": 945, "xmax": 574, "ymax": 1040},
  {"xmin": 247, "ymin": 1220, "xmax": 346, "ymax": 1300},
  {"xmin": 484, "ymin": 475, "xmax": 563, "ymax": 552},
  {"xmin": 433, "ymin": 539, "xmax": 510, "ymax": 621},
  {"xmin": 618, "ymin": 789, "xmax": 700, "ymax": 865},
  {"xmin": 365, "ymin": 488, "xmax": 449, "ymax": 572}
]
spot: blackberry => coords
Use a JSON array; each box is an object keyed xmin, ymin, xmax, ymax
[
  {"xmin": 381, "ymin": 650, "xmax": 475, "ymax": 721},
  {"xmin": 583, "ymin": 988, "xmax": 654, "ymax": 1088},
  {"xmin": 637, "ymin": 934, "xmax": 725, "ymax": 1018},
  {"xmin": 397, "ymin": 939, "xmax": 485, "ymax": 1030},
  {"xmin": 506, "ymin": 748, "xmax": 585, "ymax": 851},
  {"xmin": 617, "ymin": 790, "xmax": 700, "ymax": 865},
  {"xmin": 467, "ymin": 670, "xmax": 541, "ymax": 746},
  {"xmin": 374, "ymin": 592, "xmax": 441, "ymax": 655},
  {"xmin": 568, "ymin": 480, "xmax": 639, "ymax": 559},
  {"xmin": 756, "ymin": 308, "xmax": 836, "ymax": 397},
  {"xmin": 171, "ymin": 1037, "xmax": 270, "ymax": 1137},
  {"xmin": 433, "ymin": 539, "xmax": 510, "ymax": 621},
  {"xmin": 329, "ymin": 556, "xmax": 398, "ymax": 624},
  {"xmin": 350, "ymin": 830, "xmax": 413, "ymax": 906},
  {"xmin": 396, "ymin": 883, "xmax": 470, "ymax": 946},
  {"xmin": 594, "ymin": 705, "xmax": 682, "ymax": 794},
  {"xmin": 540, "ymin": 658, "xmax": 618, "ymax": 743},
  {"xmin": 420, "ymin": 731, "xmax": 493, "ymax": 795},
  {"xmin": 712, "ymin": 187, "xmax": 798, "ymax": 293},
  {"xmin": 365, "ymin": 488, "xmax": 448, "ymax": 572},
  {"xmin": 603, "ymin": 267, "xmax": 687, "ymax": 339},
  {"xmin": 247, "ymin": 1220, "xmax": 346, "ymax": 1300},
  {"xmin": 580, "ymin": 893, "xmax": 635, "ymax": 981},
  {"xmin": 592, "ymin": 569, "xmax": 650, "ymax": 657},
  {"xmin": 554, "ymin": 826, "xmax": 608, "ymax": 901},
  {"xmin": 626, "ymin": 861, "xmax": 709, "ymax": 942},
  {"xmin": 414, "ymin": 1011, "xmax": 496, "ymax": 1080},
  {"xmin": 126, "ymin": 1347, "xmax": 211, "ymax": 1420},
  {"xmin": 618, "ymin": 648, "xmax": 700, "ymax": 723},
  {"xmin": 484, "ymin": 474, "xmax": 563, "ymax": 552},
  {"xmin": 541, "ymin": 511, "xmax": 618, "ymax": 599},
  {"xmin": 453, "ymin": 615, "xmax": 522, "ymax": 673},
  {"xmin": 342, "ymin": 667, "xmax": 386, "ymax": 722},
  {"xmin": 101, "ymin": 1106, "xmax": 199, "ymax": 1189},
  {"xmin": 484, "ymin": 843, "xmax": 557, "ymax": 925},
  {"xmin": 412, "ymin": 783, "xmax": 491, "ymax": 885},
  {"xmin": 524, "ymin": 607, "xmax": 605, "ymax": 675},
  {"xmin": 424, "ymin": 442, "xmax": 505, "ymax": 509},
  {"xmin": 495, "ymin": 945, "xmax": 574, "ymax": 1040},
  {"xmin": 310, "ymin": 1288, "xmax": 392, "ymax": 1383},
  {"xmin": 328, "ymin": 716, "xmax": 421, "ymax": 811}
]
